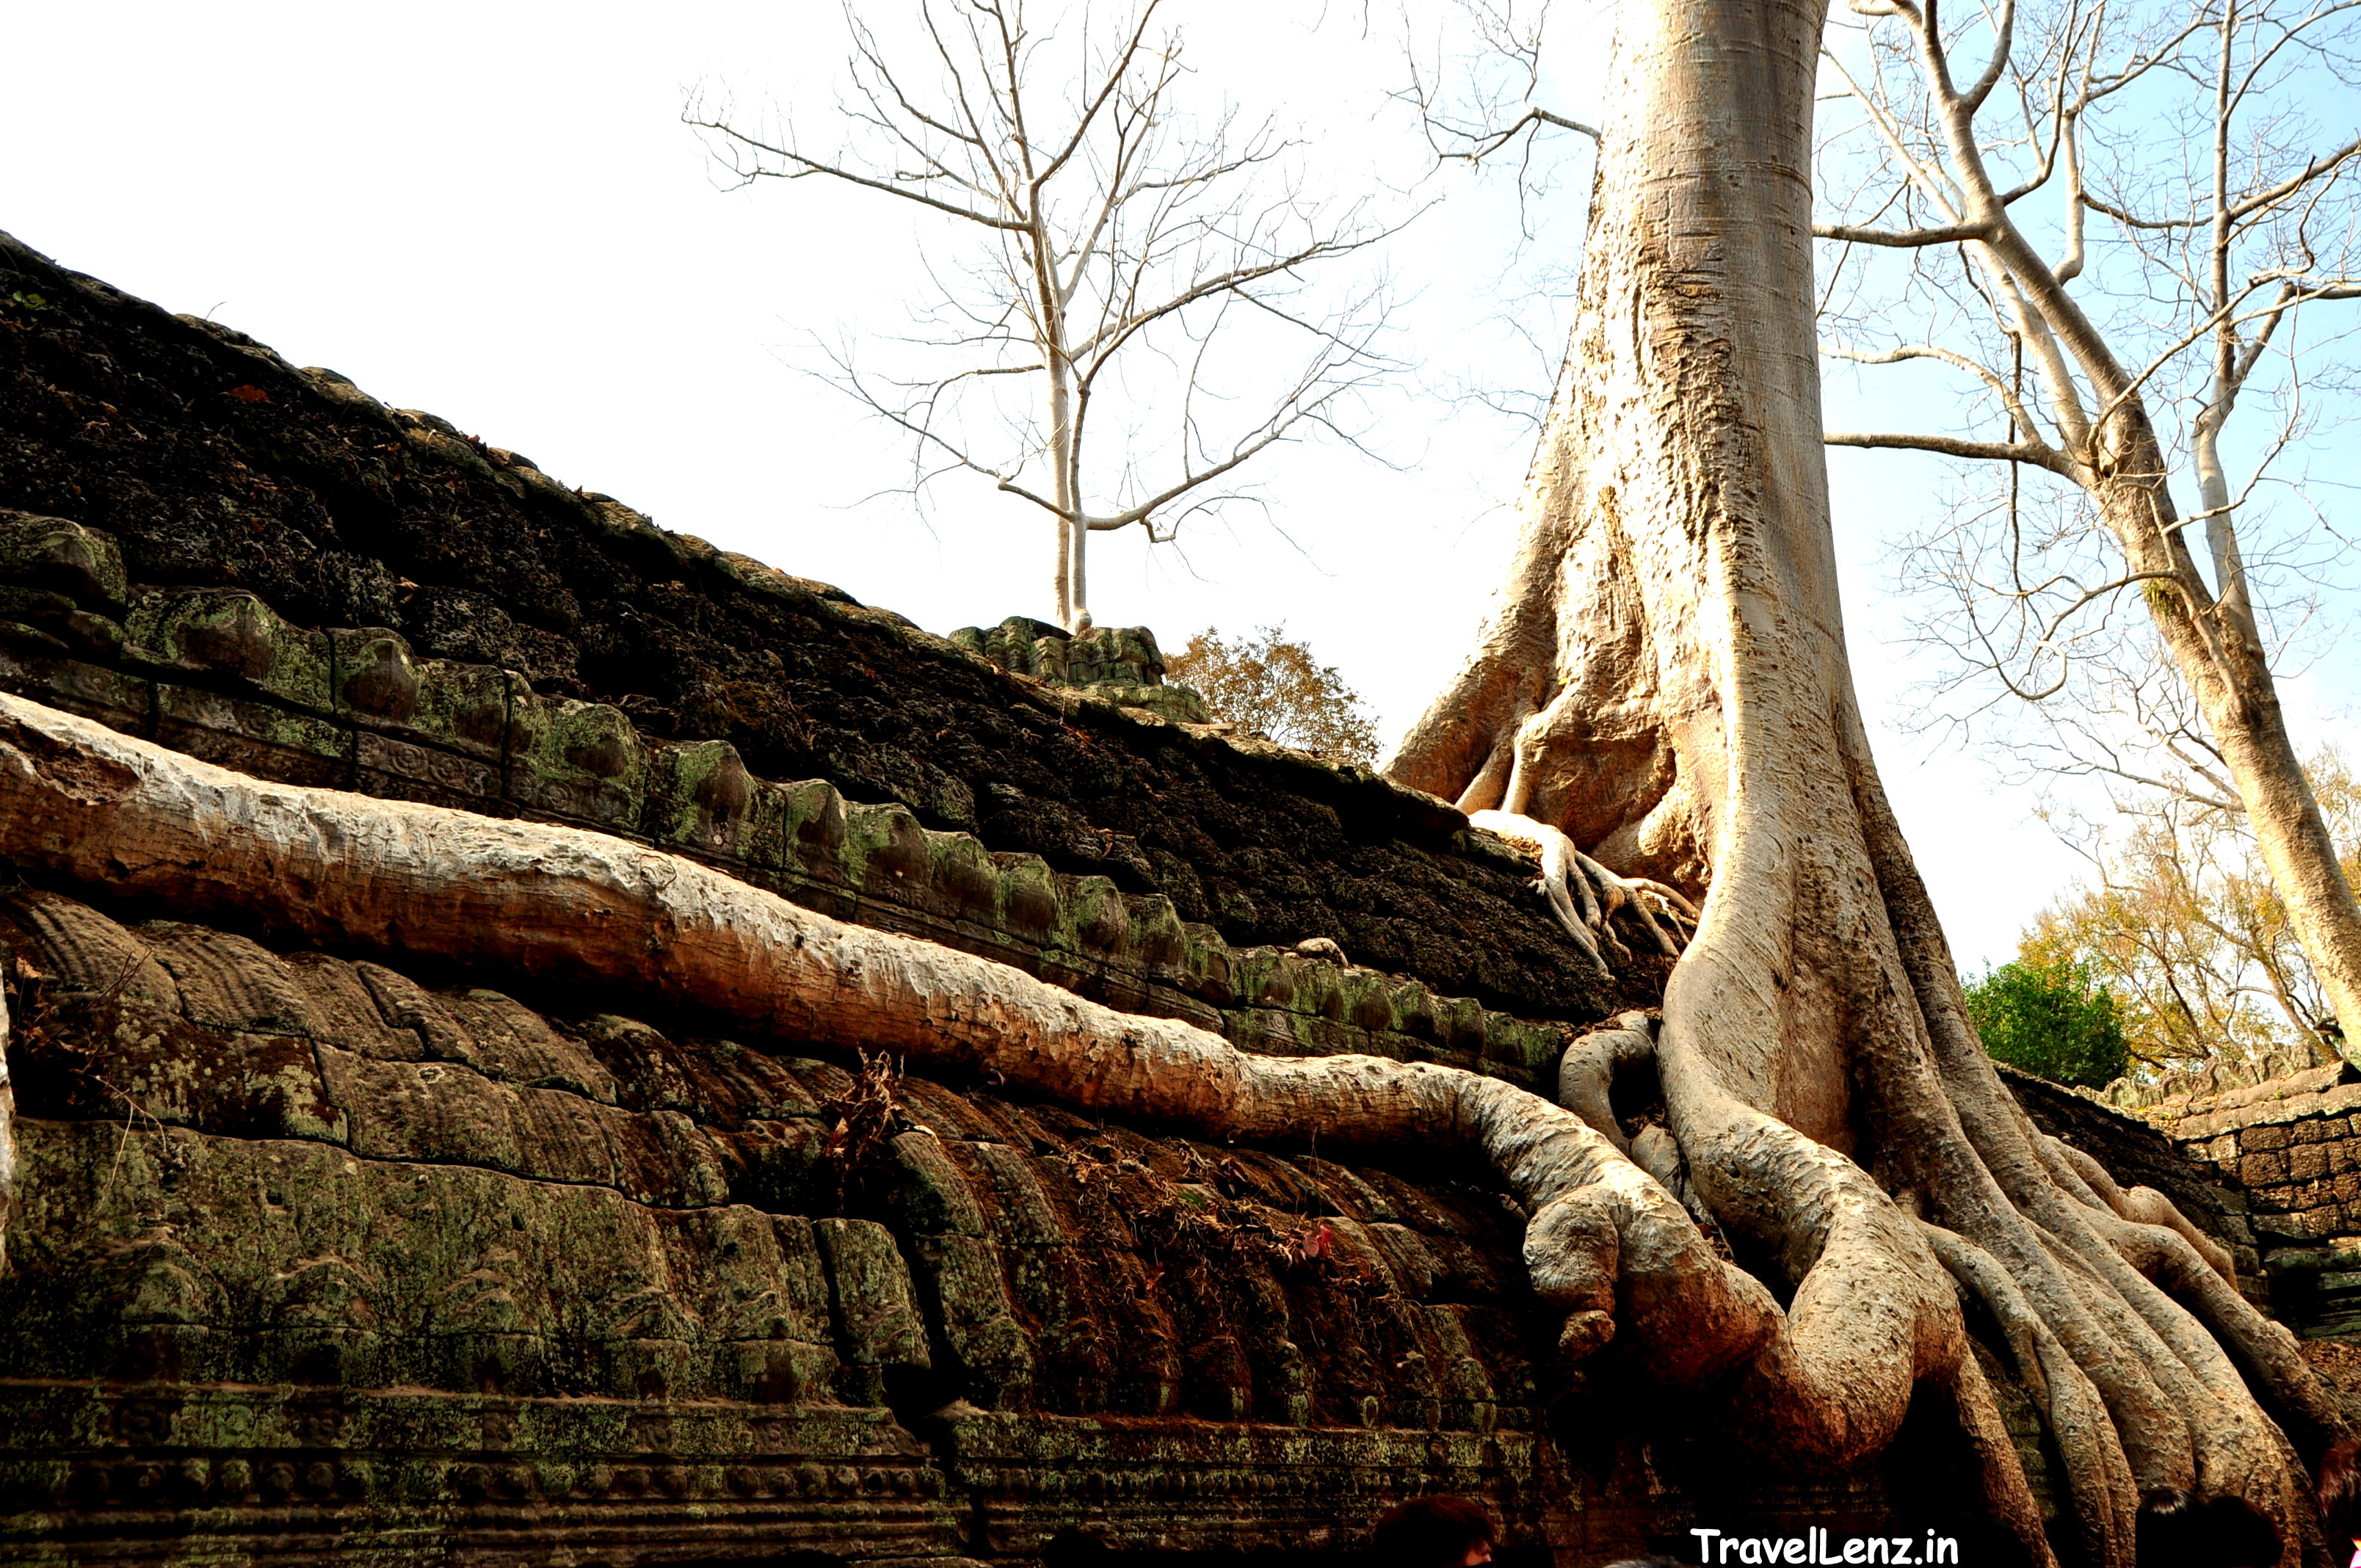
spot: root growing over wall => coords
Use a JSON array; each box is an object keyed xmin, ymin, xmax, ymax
[{"xmin": 0, "ymin": 682, "xmax": 2317, "ymax": 1564}]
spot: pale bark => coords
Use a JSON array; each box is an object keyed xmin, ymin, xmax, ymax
[
  {"xmin": 15, "ymin": 684, "xmax": 2305, "ymax": 1533},
  {"xmin": 1468, "ymin": 810, "xmax": 1696, "ymax": 980},
  {"xmin": 0, "ymin": 683, "xmax": 2326, "ymax": 1554},
  {"xmin": 1385, "ymin": 0, "xmax": 2344, "ymax": 1556},
  {"xmin": 2125, "ymin": 468, "xmax": 2361, "ymax": 1060}
]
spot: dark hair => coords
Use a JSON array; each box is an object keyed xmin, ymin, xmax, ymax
[
  {"xmin": 2202, "ymin": 1495, "xmax": 2280, "ymax": 1568},
  {"xmin": 1373, "ymin": 1495, "xmax": 1496, "ymax": 1567},
  {"xmin": 2136, "ymin": 1487, "xmax": 2282, "ymax": 1568},
  {"xmin": 2323, "ymin": 1441, "xmax": 2361, "ymax": 1556},
  {"xmin": 2139, "ymin": 1486, "xmax": 2202, "ymax": 1568}
]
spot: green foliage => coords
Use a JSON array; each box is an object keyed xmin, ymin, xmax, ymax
[
  {"xmin": 1164, "ymin": 625, "xmax": 1379, "ymax": 766},
  {"xmin": 1962, "ymin": 956, "xmax": 2131, "ymax": 1088}
]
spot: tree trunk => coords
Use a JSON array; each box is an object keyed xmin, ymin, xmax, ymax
[
  {"xmin": 2100, "ymin": 430, "xmax": 2361, "ymax": 1063},
  {"xmin": 1068, "ymin": 380, "xmax": 1093, "ymax": 630},
  {"xmin": 1386, "ymin": 0, "xmax": 2343, "ymax": 1557},
  {"xmin": 1959, "ymin": 107, "xmax": 2361, "ymax": 1060},
  {"xmin": 1032, "ymin": 198, "xmax": 1081, "ymax": 632},
  {"xmin": 1048, "ymin": 352, "xmax": 1078, "ymax": 629},
  {"xmin": 1053, "ymin": 508, "xmax": 1073, "ymax": 631}
]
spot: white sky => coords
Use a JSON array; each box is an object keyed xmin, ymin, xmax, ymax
[{"xmin": 4, "ymin": 0, "xmax": 2352, "ymax": 969}]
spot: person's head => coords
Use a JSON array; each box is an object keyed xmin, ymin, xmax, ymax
[
  {"xmin": 2136, "ymin": 1487, "xmax": 2282, "ymax": 1568},
  {"xmin": 1373, "ymin": 1495, "xmax": 1497, "ymax": 1567},
  {"xmin": 2321, "ymin": 1441, "xmax": 2361, "ymax": 1562},
  {"xmin": 2202, "ymin": 1495, "xmax": 2282, "ymax": 1568},
  {"xmin": 2138, "ymin": 1486, "xmax": 2202, "ymax": 1568}
]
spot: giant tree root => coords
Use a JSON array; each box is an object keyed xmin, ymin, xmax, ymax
[
  {"xmin": 1470, "ymin": 810, "xmax": 1698, "ymax": 976},
  {"xmin": 0, "ymin": 692, "xmax": 1952, "ymax": 1438}
]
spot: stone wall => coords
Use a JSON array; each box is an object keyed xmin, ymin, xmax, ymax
[
  {"xmin": 0, "ymin": 884, "xmax": 1540, "ymax": 1561},
  {"xmin": 2092, "ymin": 1046, "xmax": 2330, "ymax": 1114},
  {"xmin": 946, "ymin": 615, "xmax": 1211, "ymax": 727},
  {"xmin": 2130, "ymin": 1064, "xmax": 2361, "ymax": 1335},
  {"xmin": 2009, "ymin": 1056, "xmax": 2361, "ymax": 1339},
  {"xmin": 0, "ymin": 515, "xmax": 1567, "ymax": 1096},
  {"xmin": 0, "ymin": 886, "xmax": 2004, "ymax": 1567},
  {"xmin": 1996, "ymin": 1067, "xmax": 2265, "ymax": 1293},
  {"xmin": 0, "ymin": 228, "xmax": 1633, "ymax": 1027}
]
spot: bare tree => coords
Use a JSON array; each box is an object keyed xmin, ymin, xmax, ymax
[
  {"xmin": 688, "ymin": 0, "xmax": 1401, "ymax": 631},
  {"xmin": 1813, "ymin": 0, "xmax": 2361, "ymax": 1043}
]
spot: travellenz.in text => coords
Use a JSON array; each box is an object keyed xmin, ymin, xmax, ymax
[{"xmin": 1691, "ymin": 1528, "xmax": 1964, "ymax": 1565}]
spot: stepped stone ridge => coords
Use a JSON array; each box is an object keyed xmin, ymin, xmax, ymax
[
  {"xmin": 0, "ymin": 225, "xmax": 2317, "ymax": 1561},
  {"xmin": 0, "ymin": 508, "xmax": 1578, "ymax": 1090},
  {"xmin": 2094, "ymin": 1043, "xmax": 2332, "ymax": 1110},
  {"xmin": 0, "ymin": 226, "xmax": 1617, "ymax": 1026},
  {"xmin": 0, "ymin": 882, "xmax": 1570, "ymax": 1562},
  {"xmin": 949, "ymin": 616, "xmax": 1214, "ymax": 727}
]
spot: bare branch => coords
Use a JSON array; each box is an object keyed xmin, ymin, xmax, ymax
[
  {"xmin": 686, "ymin": 117, "xmax": 1031, "ymax": 231},
  {"xmin": 1432, "ymin": 103, "xmax": 1602, "ymax": 167},
  {"xmin": 1813, "ymin": 219, "xmax": 1993, "ymax": 245},
  {"xmin": 1820, "ymin": 0, "xmax": 2361, "ymax": 1045},
  {"xmin": 1827, "ymin": 429, "xmax": 2079, "ymax": 475}
]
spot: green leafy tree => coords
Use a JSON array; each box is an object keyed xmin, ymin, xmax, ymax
[
  {"xmin": 1165, "ymin": 625, "xmax": 1378, "ymax": 766},
  {"xmin": 1962, "ymin": 957, "xmax": 2131, "ymax": 1089}
]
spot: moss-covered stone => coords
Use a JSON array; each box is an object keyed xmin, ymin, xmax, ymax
[
  {"xmin": 814, "ymin": 1217, "xmax": 932, "ymax": 1377},
  {"xmin": 329, "ymin": 627, "xmax": 421, "ymax": 724},
  {"xmin": 840, "ymin": 800, "xmax": 932, "ymax": 899},
  {"xmin": 647, "ymin": 738, "xmax": 767, "ymax": 865},
  {"xmin": 127, "ymin": 588, "xmax": 332, "ymax": 714},
  {"xmin": 0, "ymin": 644, "xmax": 148, "ymax": 735},
  {"xmin": 512, "ymin": 696, "xmax": 646, "ymax": 830},
  {"xmin": 1, "ymin": 548, "xmax": 1586, "ymax": 1096},
  {"xmin": 0, "ymin": 509, "xmax": 125, "ymax": 609},
  {"xmin": 407, "ymin": 659, "xmax": 514, "ymax": 763},
  {"xmin": 0, "ymin": 232, "xmax": 2023, "ymax": 1564},
  {"xmin": 153, "ymin": 680, "xmax": 348, "ymax": 784}
]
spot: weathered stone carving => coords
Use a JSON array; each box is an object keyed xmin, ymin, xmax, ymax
[
  {"xmin": 0, "ymin": 228, "xmax": 1612, "ymax": 1023},
  {"xmin": 0, "ymin": 879, "xmax": 1599, "ymax": 1561},
  {"xmin": 0, "ymin": 538, "xmax": 1584, "ymax": 1095},
  {"xmin": 947, "ymin": 615, "xmax": 1212, "ymax": 727}
]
